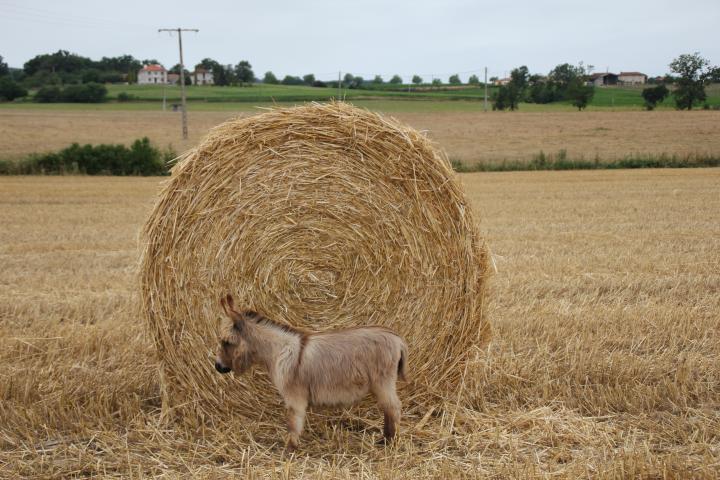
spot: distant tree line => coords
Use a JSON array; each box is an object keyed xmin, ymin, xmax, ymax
[
  {"xmin": 492, "ymin": 63, "xmax": 595, "ymax": 111},
  {"xmin": 0, "ymin": 50, "xmax": 717, "ymax": 109}
]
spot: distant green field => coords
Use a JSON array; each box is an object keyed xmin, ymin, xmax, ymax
[{"xmin": 103, "ymin": 84, "xmax": 496, "ymax": 103}]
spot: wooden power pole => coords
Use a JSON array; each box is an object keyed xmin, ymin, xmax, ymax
[{"xmin": 159, "ymin": 27, "xmax": 199, "ymax": 139}]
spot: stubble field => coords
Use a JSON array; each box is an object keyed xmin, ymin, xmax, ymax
[
  {"xmin": 2, "ymin": 108, "xmax": 720, "ymax": 166},
  {"xmin": 1, "ymin": 169, "xmax": 718, "ymax": 478}
]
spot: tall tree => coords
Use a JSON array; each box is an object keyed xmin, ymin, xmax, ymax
[
  {"xmin": 547, "ymin": 63, "xmax": 583, "ymax": 95},
  {"xmin": 0, "ymin": 55, "xmax": 9, "ymax": 76},
  {"xmin": 303, "ymin": 73, "xmax": 316, "ymax": 85},
  {"xmin": 494, "ymin": 66, "xmax": 530, "ymax": 110},
  {"xmin": 448, "ymin": 74, "xmax": 461, "ymax": 85},
  {"xmin": 389, "ymin": 74, "xmax": 402, "ymax": 84},
  {"xmin": 412, "ymin": 75, "xmax": 423, "ymax": 85},
  {"xmin": 234, "ymin": 60, "xmax": 254, "ymax": 84},
  {"xmin": 372, "ymin": 75, "xmax": 383, "ymax": 84},
  {"xmin": 641, "ymin": 84, "xmax": 669, "ymax": 110},
  {"xmin": 23, "ymin": 50, "xmax": 93, "ymax": 76},
  {"xmin": 468, "ymin": 74, "xmax": 480, "ymax": 85},
  {"xmin": 0, "ymin": 77, "xmax": 27, "ymax": 100},
  {"xmin": 566, "ymin": 80, "xmax": 594, "ymax": 111},
  {"xmin": 669, "ymin": 52, "xmax": 716, "ymax": 110},
  {"xmin": 263, "ymin": 71, "xmax": 279, "ymax": 84}
]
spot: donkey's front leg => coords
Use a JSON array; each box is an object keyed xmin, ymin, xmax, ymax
[{"xmin": 285, "ymin": 400, "xmax": 307, "ymax": 452}]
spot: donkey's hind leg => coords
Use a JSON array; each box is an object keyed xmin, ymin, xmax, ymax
[{"xmin": 373, "ymin": 383, "xmax": 401, "ymax": 443}]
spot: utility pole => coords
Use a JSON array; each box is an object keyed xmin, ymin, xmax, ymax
[
  {"xmin": 159, "ymin": 27, "xmax": 199, "ymax": 140},
  {"xmin": 483, "ymin": 67, "xmax": 488, "ymax": 112},
  {"xmin": 338, "ymin": 71, "xmax": 342, "ymax": 100}
]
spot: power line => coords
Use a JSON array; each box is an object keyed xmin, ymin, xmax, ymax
[
  {"xmin": 0, "ymin": 3, "xmax": 154, "ymax": 30},
  {"xmin": 159, "ymin": 28, "xmax": 199, "ymax": 140}
]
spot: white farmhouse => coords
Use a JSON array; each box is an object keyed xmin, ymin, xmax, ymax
[
  {"xmin": 138, "ymin": 64, "xmax": 168, "ymax": 84},
  {"xmin": 191, "ymin": 68, "xmax": 214, "ymax": 85}
]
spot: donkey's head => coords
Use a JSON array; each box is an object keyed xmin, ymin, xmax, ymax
[{"xmin": 215, "ymin": 294, "xmax": 258, "ymax": 375}]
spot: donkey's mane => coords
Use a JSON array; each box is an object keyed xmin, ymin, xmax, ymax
[{"xmin": 251, "ymin": 312, "xmax": 304, "ymax": 337}]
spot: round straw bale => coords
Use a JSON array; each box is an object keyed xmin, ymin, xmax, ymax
[{"xmin": 140, "ymin": 102, "xmax": 490, "ymax": 417}]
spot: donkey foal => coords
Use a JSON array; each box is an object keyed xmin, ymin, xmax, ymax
[{"xmin": 214, "ymin": 294, "xmax": 407, "ymax": 451}]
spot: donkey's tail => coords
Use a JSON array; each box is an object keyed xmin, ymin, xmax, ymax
[{"xmin": 398, "ymin": 342, "xmax": 408, "ymax": 382}]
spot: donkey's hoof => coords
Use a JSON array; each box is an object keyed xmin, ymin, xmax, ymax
[{"xmin": 376, "ymin": 436, "xmax": 393, "ymax": 447}]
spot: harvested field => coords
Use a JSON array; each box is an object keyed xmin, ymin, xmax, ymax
[
  {"xmin": 1, "ymin": 108, "xmax": 720, "ymax": 165},
  {"xmin": 1, "ymin": 169, "xmax": 719, "ymax": 478}
]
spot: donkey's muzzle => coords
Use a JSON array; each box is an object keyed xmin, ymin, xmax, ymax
[{"xmin": 215, "ymin": 362, "xmax": 232, "ymax": 374}]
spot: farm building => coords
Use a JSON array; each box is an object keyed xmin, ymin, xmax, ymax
[
  {"xmin": 191, "ymin": 68, "xmax": 214, "ymax": 85},
  {"xmin": 618, "ymin": 72, "xmax": 647, "ymax": 85},
  {"xmin": 137, "ymin": 64, "xmax": 168, "ymax": 85},
  {"xmin": 588, "ymin": 72, "xmax": 618, "ymax": 86}
]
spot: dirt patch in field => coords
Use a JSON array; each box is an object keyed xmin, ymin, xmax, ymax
[{"xmin": 1, "ymin": 108, "xmax": 719, "ymax": 164}]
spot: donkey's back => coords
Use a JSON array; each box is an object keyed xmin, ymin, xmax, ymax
[{"xmin": 296, "ymin": 326, "xmax": 407, "ymax": 407}]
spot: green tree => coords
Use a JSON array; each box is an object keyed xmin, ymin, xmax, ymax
[
  {"xmin": 62, "ymin": 82, "xmax": 107, "ymax": 103},
  {"xmin": 566, "ymin": 80, "xmax": 594, "ymax": 110},
  {"xmin": 343, "ymin": 73, "xmax": 355, "ymax": 85},
  {"xmin": 23, "ymin": 50, "xmax": 93, "ymax": 76},
  {"xmin": 548, "ymin": 63, "xmax": 583, "ymax": 95},
  {"xmin": 493, "ymin": 86, "xmax": 511, "ymax": 110},
  {"xmin": 0, "ymin": 77, "xmax": 27, "ymax": 100},
  {"xmin": 96, "ymin": 55, "xmax": 141, "ymax": 83},
  {"xmin": 494, "ymin": 66, "xmax": 529, "ymax": 110},
  {"xmin": 527, "ymin": 74, "xmax": 556, "ymax": 103},
  {"xmin": 0, "ymin": 55, "xmax": 9, "ymax": 76},
  {"xmin": 431, "ymin": 78, "xmax": 442, "ymax": 86},
  {"xmin": 234, "ymin": 60, "xmax": 254, "ymax": 84},
  {"xmin": 641, "ymin": 84, "xmax": 669, "ymax": 110},
  {"xmin": 372, "ymin": 75, "xmax": 383, "ymax": 84},
  {"xmin": 669, "ymin": 52, "xmax": 716, "ymax": 110},
  {"xmin": 263, "ymin": 71, "xmax": 279, "ymax": 84},
  {"xmin": 412, "ymin": 75, "xmax": 422, "ymax": 85},
  {"xmin": 710, "ymin": 67, "xmax": 720, "ymax": 83},
  {"xmin": 303, "ymin": 74, "xmax": 316, "ymax": 85},
  {"xmin": 34, "ymin": 85, "xmax": 63, "ymax": 102},
  {"xmin": 281, "ymin": 75, "xmax": 303, "ymax": 85},
  {"xmin": 448, "ymin": 74, "xmax": 461, "ymax": 85},
  {"xmin": 510, "ymin": 66, "xmax": 529, "ymax": 90},
  {"xmin": 468, "ymin": 74, "xmax": 480, "ymax": 85},
  {"xmin": 389, "ymin": 74, "xmax": 402, "ymax": 84}
]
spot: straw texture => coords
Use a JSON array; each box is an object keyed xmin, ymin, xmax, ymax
[{"xmin": 140, "ymin": 102, "xmax": 490, "ymax": 418}]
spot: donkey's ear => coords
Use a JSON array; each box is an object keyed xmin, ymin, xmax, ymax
[
  {"xmin": 225, "ymin": 294, "xmax": 236, "ymax": 311},
  {"xmin": 220, "ymin": 295, "xmax": 233, "ymax": 318}
]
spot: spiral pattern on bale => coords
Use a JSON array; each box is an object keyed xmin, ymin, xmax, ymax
[{"xmin": 140, "ymin": 102, "xmax": 490, "ymax": 417}]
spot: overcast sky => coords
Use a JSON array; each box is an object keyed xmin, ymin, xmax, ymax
[{"xmin": 1, "ymin": 0, "xmax": 718, "ymax": 81}]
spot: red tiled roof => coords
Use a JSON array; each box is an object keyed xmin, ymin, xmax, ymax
[{"xmin": 142, "ymin": 64, "xmax": 166, "ymax": 72}]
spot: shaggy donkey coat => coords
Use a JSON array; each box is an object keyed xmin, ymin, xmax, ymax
[{"xmin": 215, "ymin": 294, "xmax": 407, "ymax": 451}]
